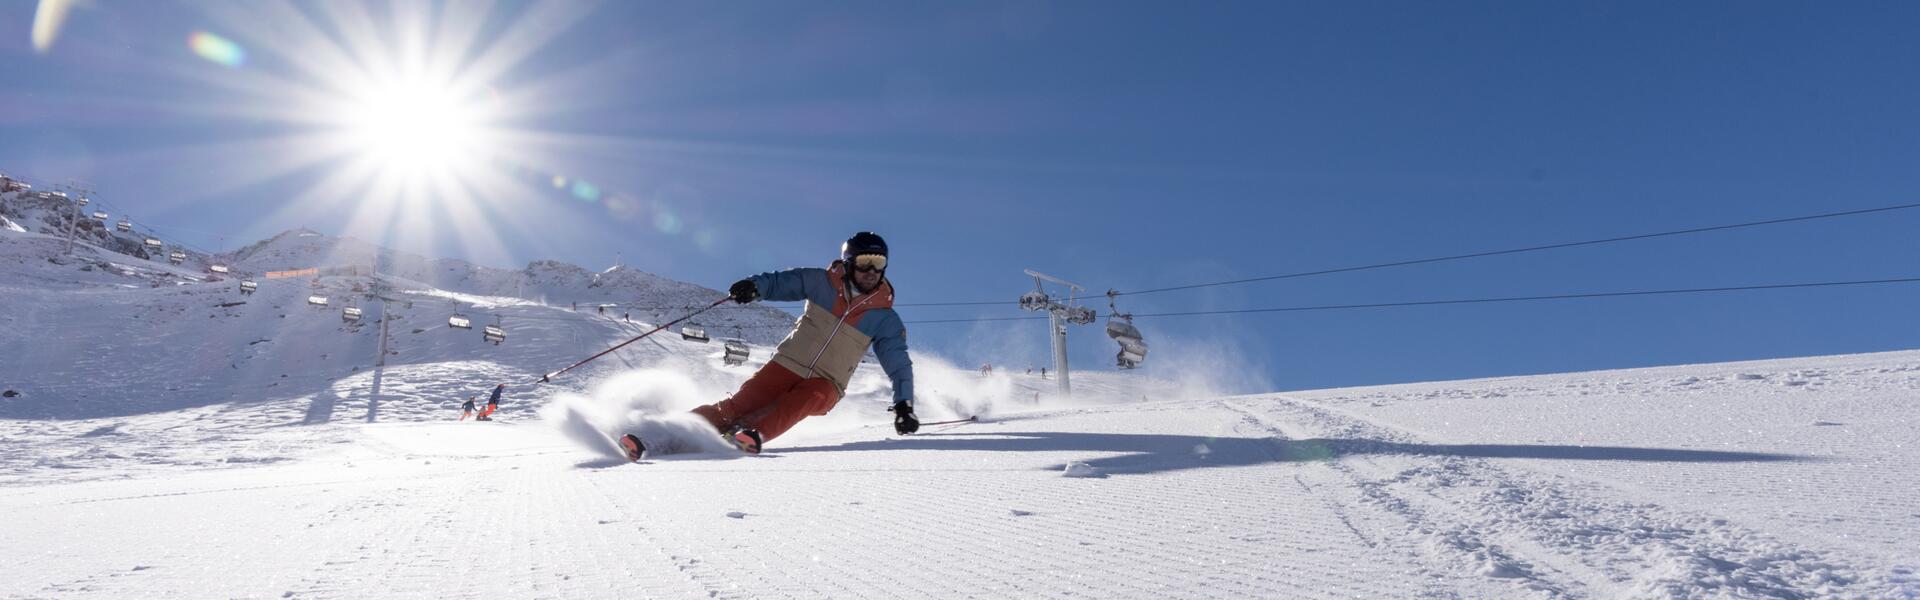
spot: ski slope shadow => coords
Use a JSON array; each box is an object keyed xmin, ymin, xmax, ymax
[
  {"xmin": 780, "ymin": 432, "xmax": 1817, "ymax": 476},
  {"xmin": 301, "ymin": 388, "xmax": 340, "ymax": 425}
]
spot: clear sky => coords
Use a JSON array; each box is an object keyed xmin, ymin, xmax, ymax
[{"xmin": 4, "ymin": 1, "xmax": 1917, "ymax": 392}]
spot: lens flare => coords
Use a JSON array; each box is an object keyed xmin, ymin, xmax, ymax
[
  {"xmin": 570, "ymin": 180, "xmax": 601, "ymax": 202},
  {"xmin": 653, "ymin": 211, "xmax": 683, "ymax": 234},
  {"xmin": 604, "ymin": 194, "xmax": 642, "ymax": 220},
  {"xmin": 188, "ymin": 31, "xmax": 247, "ymax": 68},
  {"xmin": 31, "ymin": 0, "xmax": 77, "ymax": 54}
]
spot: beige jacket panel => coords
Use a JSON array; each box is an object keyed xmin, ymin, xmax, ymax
[{"xmin": 771, "ymin": 302, "xmax": 874, "ymax": 393}]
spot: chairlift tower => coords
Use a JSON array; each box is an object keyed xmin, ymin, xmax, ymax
[
  {"xmin": 61, "ymin": 182, "xmax": 92, "ymax": 256},
  {"xmin": 372, "ymin": 256, "xmax": 391, "ymax": 369},
  {"xmin": 1019, "ymin": 269, "xmax": 1098, "ymax": 396}
]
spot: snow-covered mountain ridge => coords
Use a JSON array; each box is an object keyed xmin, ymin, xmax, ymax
[{"xmin": 1, "ymin": 184, "xmax": 796, "ymax": 335}]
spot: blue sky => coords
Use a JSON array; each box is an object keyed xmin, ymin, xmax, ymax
[{"xmin": 4, "ymin": 1, "xmax": 1917, "ymax": 392}]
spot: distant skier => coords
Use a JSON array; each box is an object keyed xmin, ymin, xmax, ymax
[
  {"xmin": 476, "ymin": 383, "xmax": 504, "ymax": 421},
  {"xmin": 621, "ymin": 232, "xmax": 916, "ymax": 460},
  {"xmin": 460, "ymin": 396, "xmax": 477, "ymax": 421}
]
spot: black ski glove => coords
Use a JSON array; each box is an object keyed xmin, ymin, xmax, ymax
[
  {"xmin": 729, "ymin": 279, "xmax": 759, "ymax": 304},
  {"xmin": 891, "ymin": 401, "xmax": 919, "ymax": 435}
]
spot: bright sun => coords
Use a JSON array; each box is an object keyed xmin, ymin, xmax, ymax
[
  {"xmin": 339, "ymin": 79, "xmax": 495, "ymax": 175},
  {"xmin": 176, "ymin": 1, "xmax": 612, "ymax": 264}
]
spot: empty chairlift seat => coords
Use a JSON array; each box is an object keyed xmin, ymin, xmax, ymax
[
  {"xmin": 307, "ymin": 295, "xmax": 329, "ymax": 307},
  {"xmin": 239, "ymin": 280, "xmax": 258, "ymax": 294},
  {"xmin": 210, "ymin": 264, "xmax": 230, "ymax": 274},
  {"xmin": 722, "ymin": 339, "xmax": 751, "ymax": 366},
  {"xmin": 342, "ymin": 307, "xmax": 363, "ymax": 322},
  {"xmin": 482, "ymin": 324, "xmax": 507, "ymax": 344},
  {"xmin": 168, "ymin": 250, "xmax": 186, "ymax": 264},
  {"xmin": 1106, "ymin": 319, "xmax": 1149, "ymax": 369},
  {"xmin": 91, "ymin": 211, "xmax": 108, "ymax": 220},
  {"xmin": 116, "ymin": 219, "xmax": 131, "ymax": 232},
  {"xmin": 448, "ymin": 314, "xmax": 472, "ymax": 329},
  {"xmin": 143, "ymin": 239, "xmax": 163, "ymax": 252},
  {"xmin": 680, "ymin": 325, "xmax": 710, "ymax": 342}
]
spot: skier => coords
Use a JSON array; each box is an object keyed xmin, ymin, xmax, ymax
[
  {"xmin": 476, "ymin": 383, "xmax": 504, "ymax": 421},
  {"xmin": 621, "ymin": 232, "xmax": 917, "ymax": 460},
  {"xmin": 460, "ymin": 396, "xmax": 477, "ymax": 421}
]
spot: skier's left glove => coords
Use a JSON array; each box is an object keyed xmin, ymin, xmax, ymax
[
  {"xmin": 891, "ymin": 401, "xmax": 919, "ymax": 435},
  {"xmin": 728, "ymin": 279, "xmax": 759, "ymax": 304}
]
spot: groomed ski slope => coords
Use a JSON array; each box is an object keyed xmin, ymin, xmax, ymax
[
  {"xmin": 5, "ymin": 350, "xmax": 1919, "ymax": 598},
  {"xmin": 4, "ymin": 223, "xmax": 1918, "ymax": 598}
]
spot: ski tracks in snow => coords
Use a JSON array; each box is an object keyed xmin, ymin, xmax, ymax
[{"xmin": 1227, "ymin": 396, "xmax": 1894, "ymax": 598}]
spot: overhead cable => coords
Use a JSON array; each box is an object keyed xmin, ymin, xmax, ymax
[
  {"xmin": 904, "ymin": 276, "xmax": 1920, "ymax": 324},
  {"xmin": 1111, "ymin": 202, "xmax": 1920, "ymax": 297}
]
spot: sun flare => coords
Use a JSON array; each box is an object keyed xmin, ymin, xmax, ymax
[
  {"xmin": 337, "ymin": 79, "xmax": 495, "ymax": 174},
  {"xmin": 159, "ymin": 1, "xmax": 615, "ymax": 265}
]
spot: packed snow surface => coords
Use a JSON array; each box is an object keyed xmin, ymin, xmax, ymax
[{"xmin": 3, "ymin": 222, "xmax": 1918, "ymax": 598}]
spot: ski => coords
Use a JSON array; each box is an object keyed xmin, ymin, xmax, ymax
[
  {"xmin": 618, "ymin": 434, "xmax": 645, "ymax": 462},
  {"xmin": 921, "ymin": 416, "xmax": 977, "ymax": 427}
]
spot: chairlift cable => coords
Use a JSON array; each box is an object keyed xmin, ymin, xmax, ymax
[
  {"xmin": 1111, "ymin": 202, "xmax": 1920, "ymax": 298},
  {"xmin": 902, "ymin": 276, "xmax": 1920, "ymax": 324}
]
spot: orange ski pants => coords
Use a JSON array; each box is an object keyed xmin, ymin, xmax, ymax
[{"xmin": 692, "ymin": 362, "xmax": 840, "ymax": 444}]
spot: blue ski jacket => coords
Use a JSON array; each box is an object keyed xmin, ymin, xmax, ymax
[{"xmin": 750, "ymin": 261, "xmax": 914, "ymax": 404}]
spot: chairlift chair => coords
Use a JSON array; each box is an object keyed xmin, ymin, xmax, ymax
[
  {"xmin": 482, "ymin": 324, "xmax": 507, "ymax": 345},
  {"xmin": 74, "ymin": 196, "xmax": 86, "ymax": 206},
  {"xmin": 116, "ymin": 219, "xmax": 131, "ymax": 232},
  {"xmin": 91, "ymin": 211, "xmax": 107, "ymax": 220},
  {"xmin": 307, "ymin": 295, "xmax": 329, "ymax": 307},
  {"xmin": 1106, "ymin": 318, "xmax": 1149, "ymax": 369},
  {"xmin": 1018, "ymin": 291, "xmax": 1050, "ymax": 311},
  {"xmin": 167, "ymin": 250, "xmax": 186, "ymax": 264},
  {"xmin": 342, "ymin": 306, "xmax": 363, "ymax": 322},
  {"xmin": 143, "ymin": 238, "xmax": 163, "ymax": 251},
  {"xmin": 239, "ymin": 280, "xmax": 258, "ymax": 295},
  {"xmin": 681, "ymin": 325, "xmax": 710, "ymax": 342},
  {"xmin": 210, "ymin": 264, "xmax": 230, "ymax": 274},
  {"xmin": 722, "ymin": 339, "xmax": 751, "ymax": 366},
  {"xmin": 448, "ymin": 314, "xmax": 472, "ymax": 329}
]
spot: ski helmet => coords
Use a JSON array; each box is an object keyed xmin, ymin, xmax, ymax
[{"xmin": 841, "ymin": 231, "xmax": 888, "ymax": 261}]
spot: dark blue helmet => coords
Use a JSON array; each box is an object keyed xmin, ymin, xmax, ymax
[{"xmin": 841, "ymin": 231, "xmax": 887, "ymax": 260}]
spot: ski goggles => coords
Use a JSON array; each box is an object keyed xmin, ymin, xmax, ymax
[{"xmin": 849, "ymin": 254, "xmax": 887, "ymax": 272}]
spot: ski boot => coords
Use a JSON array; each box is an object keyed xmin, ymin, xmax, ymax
[
  {"xmin": 618, "ymin": 434, "xmax": 645, "ymax": 462},
  {"xmin": 725, "ymin": 427, "xmax": 763, "ymax": 455}
]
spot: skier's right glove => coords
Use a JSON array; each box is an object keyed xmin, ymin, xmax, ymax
[
  {"xmin": 891, "ymin": 401, "xmax": 919, "ymax": 435},
  {"xmin": 729, "ymin": 278, "xmax": 759, "ymax": 304}
]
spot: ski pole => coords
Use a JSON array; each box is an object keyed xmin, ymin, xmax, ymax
[{"xmin": 534, "ymin": 296, "xmax": 731, "ymax": 384}]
